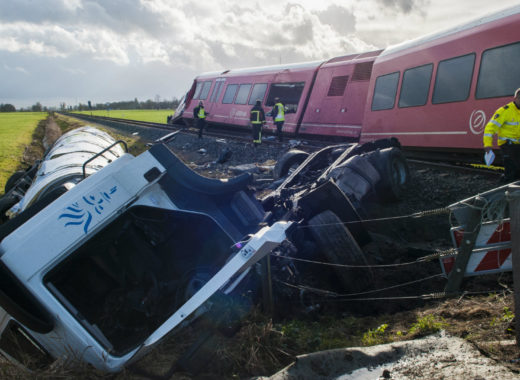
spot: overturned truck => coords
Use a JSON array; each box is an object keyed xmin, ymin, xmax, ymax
[{"xmin": 0, "ymin": 127, "xmax": 408, "ymax": 372}]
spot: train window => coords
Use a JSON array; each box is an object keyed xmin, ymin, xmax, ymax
[
  {"xmin": 248, "ymin": 83, "xmax": 268, "ymax": 105},
  {"xmin": 193, "ymin": 82, "xmax": 203, "ymax": 100},
  {"xmin": 234, "ymin": 84, "xmax": 252, "ymax": 104},
  {"xmin": 266, "ymin": 82, "xmax": 305, "ymax": 107},
  {"xmin": 199, "ymin": 81, "xmax": 212, "ymax": 100},
  {"xmin": 398, "ymin": 63, "xmax": 433, "ymax": 108},
  {"xmin": 327, "ymin": 76, "xmax": 349, "ymax": 96},
  {"xmin": 222, "ymin": 84, "xmax": 238, "ymax": 104},
  {"xmin": 371, "ymin": 72, "xmax": 399, "ymax": 111},
  {"xmin": 433, "ymin": 54, "xmax": 475, "ymax": 104},
  {"xmin": 476, "ymin": 42, "xmax": 520, "ymax": 99},
  {"xmin": 209, "ymin": 79, "xmax": 225, "ymax": 103}
]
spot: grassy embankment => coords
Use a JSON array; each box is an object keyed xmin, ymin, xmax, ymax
[
  {"xmin": 72, "ymin": 109, "xmax": 174, "ymax": 124},
  {"xmin": 0, "ymin": 112, "xmax": 47, "ymax": 192}
]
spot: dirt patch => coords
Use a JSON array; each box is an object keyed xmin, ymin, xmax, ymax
[
  {"xmin": 19, "ymin": 115, "xmax": 62, "ymax": 168},
  {"xmin": 42, "ymin": 116, "xmax": 62, "ymax": 150}
]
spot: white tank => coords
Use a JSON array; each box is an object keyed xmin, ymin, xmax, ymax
[{"xmin": 7, "ymin": 126, "xmax": 125, "ymax": 217}]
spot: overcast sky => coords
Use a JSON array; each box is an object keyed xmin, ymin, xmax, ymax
[{"xmin": 1, "ymin": 0, "xmax": 519, "ymax": 109}]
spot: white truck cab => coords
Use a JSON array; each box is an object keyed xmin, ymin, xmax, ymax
[{"xmin": 0, "ymin": 127, "xmax": 291, "ymax": 371}]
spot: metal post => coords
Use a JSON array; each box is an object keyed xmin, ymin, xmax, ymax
[
  {"xmin": 506, "ymin": 184, "xmax": 520, "ymax": 346},
  {"xmin": 261, "ymin": 255, "xmax": 274, "ymax": 316},
  {"xmin": 444, "ymin": 207, "xmax": 483, "ymax": 295}
]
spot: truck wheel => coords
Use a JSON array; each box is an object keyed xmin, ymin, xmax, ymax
[
  {"xmin": 4, "ymin": 171, "xmax": 25, "ymax": 193},
  {"xmin": 175, "ymin": 266, "xmax": 214, "ymax": 308},
  {"xmin": 307, "ymin": 210, "xmax": 373, "ymax": 293},
  {"xmin": 377, "ymin": 148, "xmax": 409, "ymax": 202},
  {"xmin": 273, "ymin": 150, "xmax": 309, "ymax": 179}
]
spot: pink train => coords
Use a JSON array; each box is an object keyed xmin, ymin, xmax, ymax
[{"xmin": 172, "ymin": 6, "xmax": 520, "ymax": 156}]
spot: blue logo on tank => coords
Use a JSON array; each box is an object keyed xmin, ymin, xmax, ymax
[{"xmin": 59, "ymin": 186, "xmax": 118, "ymax": 234}]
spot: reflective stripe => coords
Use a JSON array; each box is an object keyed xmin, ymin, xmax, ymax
[
  {"xmin": 251, "ymin": 110, "xmax": 262, "ymax": 124},
  {"xmin": 491, "ymin": 119, "xmax": 502, "ymax": 128},
  {"xmin": 483, "ymin": 133, "xmax": 494, "ymax": 137},
  {"xmin": 498, "ymin": 137, "xmax": 520, "ymax": 142},
  {"xmin": 504, "ymin": 121, "xmax": 519, "ymax": 126},
  {"xmin": 253, "ymin": 129, "xmax": 262, "ymax": 143}
]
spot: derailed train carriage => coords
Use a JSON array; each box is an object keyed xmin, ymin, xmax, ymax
[
  {"xmin": 172, "ymin": 5, "xmax": 520, "ymax": 158},
  {"xmin": 0, "ymin": 125, "xmax": 409, "ymax": 372}
]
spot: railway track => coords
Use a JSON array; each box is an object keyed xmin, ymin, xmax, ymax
[
  {"xmin": 60, "ymin": 112, "xmax": 339, "ymax": 150},
  {"xmin": 59, "ymin": 112, "xmax": 503, "ymax": 178}
]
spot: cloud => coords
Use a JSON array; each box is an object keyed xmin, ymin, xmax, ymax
[
  {"xmin": 375, "ymin": 0, "xmax": 430, "ymax": 14},
  {"xmin": 3, "ymin": 64, "xmax": 29, "ymax": 75},
  {"xmin": 316, "ymin": 4, "xmax": 356, "ymax": 35},
  {"xmin": 1, "ymin": 0, "xmax": 518, "ymax": 109},
  {"xmin": 0, "ymin": 0, "xmax": 373, "ymax": 72}
]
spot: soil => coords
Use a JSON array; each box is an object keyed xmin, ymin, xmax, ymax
[{"xmin": 4, "ymin": 115, "xmax": 519, "ymax": 379}]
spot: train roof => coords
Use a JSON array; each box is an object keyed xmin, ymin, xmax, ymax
[
  {"xmin": 196, "ymin": 60, "xmax": 324, "ymax": 80},
  {"xmin": 380, "ymin": 5, "xmax": 520, "ymax": 58},
  {"xmin": 195, "ymin": 49, "xmax": 383, "ymax": 81}
]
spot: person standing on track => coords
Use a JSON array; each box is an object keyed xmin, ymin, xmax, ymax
[
  {"xmin": 250, "ymin": 99, "xmax": 266, "ymax": 147},
  {"xmin": 270, "ymin": 97, "xmax": 285, "ymax": 142},
  {"xmin": 483, "ymin": 88, "xmax": 520, "ymax": 182},
  {"xmin": 193, "ymin": 101, "xmax": 209, "ymax": 138}
]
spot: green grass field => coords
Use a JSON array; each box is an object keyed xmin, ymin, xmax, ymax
[
  {"xmin": 0, "ymin": 112, "xmax": 47, "ymax": 192},
  {"xmin": 73, "ymin": 109, "xmax": 174, "ymax": 124}
]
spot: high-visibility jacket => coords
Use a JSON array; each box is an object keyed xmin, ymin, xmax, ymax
[
  {"xmin": 483, "ymin": 101, "xmax": 520, "ymax": 147},
  {"xmin": 273, "ymin": 102, "xmax": 285, "ymax": 122},
  {"xmin": 250, "ymin": 106, "xmax": 266, "ymax": 125},
  {"xmin": 197, "ymin": 107, "xmax": 207, "ymax": 119}
]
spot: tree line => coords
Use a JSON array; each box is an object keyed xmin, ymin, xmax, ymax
[{"xmin": 0, "ymin": 97, "xmax": 180, "ymax": 113}]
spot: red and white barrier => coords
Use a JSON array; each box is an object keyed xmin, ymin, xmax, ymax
[{"xmin": 440, "ymin": 219, "xmax": 512, "ymax": 277}]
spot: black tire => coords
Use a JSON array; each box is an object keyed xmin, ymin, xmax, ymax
[
  {"xmin": 4, "ymin": 170, "xmax": 25, "ymax": 193},
  {"xmin": 376, "ymin": 148, "xmax": 409, "ymax": 202},
  {"xmin": 273, "ymin": 149, "xmax": 309, "ymax": 179},
  {"xmin": 307, "ymin": 210, "xmax": 373, "ymax": 293},
  {"xmin": 175, "ymin": 266, "xmax": 214, "ymax": 309}
]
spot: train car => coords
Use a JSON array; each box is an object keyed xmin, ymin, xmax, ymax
[
  {"xmin": 298, "ymin": 50, "xmax": 382, "ymax": 139},
  {"xmin": 359, "ymin": 5, "xmax": 520, "ymax": 155},
  {"xmin": 173, "ymin": 5, "xmax": 520, "ymax": 155},
  {"xmin": 176, "ymin": 61, "xmax": 323, "ymax": 134}
]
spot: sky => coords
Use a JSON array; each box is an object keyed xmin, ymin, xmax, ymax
[{"xmin": 1, "ymin": 0, "xmax": 519, "ymax": 109}]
